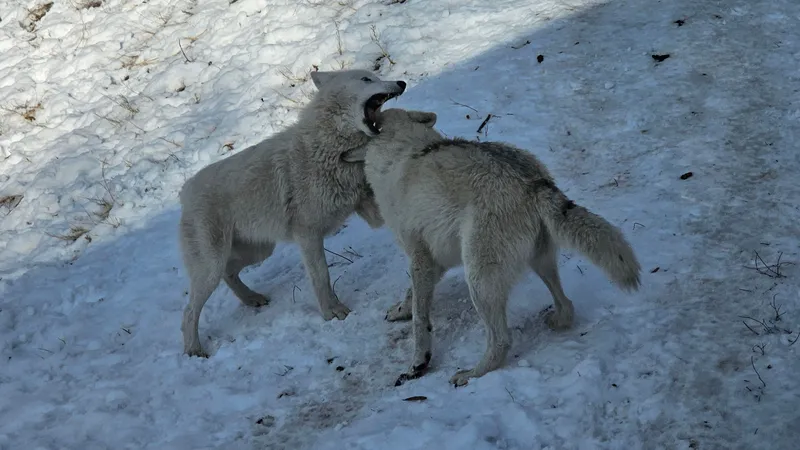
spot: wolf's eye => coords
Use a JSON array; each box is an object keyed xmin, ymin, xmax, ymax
[{"xmin": 361, "ymin": 77, "xmax": 372, "ymax": 82}]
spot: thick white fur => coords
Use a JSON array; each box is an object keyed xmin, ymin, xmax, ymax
[
  {"xmin": 357, "ymin": 109, "xmax": 641, "ymax": 386},
  {"xmin": 178, "ymin": 70, "xmax": 405, "ymax": 357}
]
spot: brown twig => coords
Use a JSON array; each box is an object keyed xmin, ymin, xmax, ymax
[
  {"xmin": 324, "ymin": 248, "xmax": 353, "ymax": 264},
  {"xmin": 739, "ymin": 315, "xmax": 780, "ymax": 334},
  {"xmin": 178, "ymin": 39, "xmax": 192, "ymax": 63},
  {"xmin": 744, "ymin": 251, "xmax": 794, "ymax": 278},
  {"xmin": 343, "ymin": 246, "xmax": 362, "ymax": 258},
  {"xmin": 769, "ymin": 294, "xmax": 784, "ymax": 322},
  {"xmin": 476, "ymin": 114, "xmax": 493, "ymax": 133},
  {"xmin": 742, "ymin": 321, "xmax": 760, "ymax": 336},
  {"xmin": 450, "ymin": 98, "xmax": 478, "ymax": 113}
]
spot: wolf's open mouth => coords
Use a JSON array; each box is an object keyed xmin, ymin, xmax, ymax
[{"xmin": 364, "ymin": 93, "xmax": 398, "ymax": 134}]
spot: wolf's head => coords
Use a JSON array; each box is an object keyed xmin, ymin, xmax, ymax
[
  {"xmin": 373, "ymin": 108, "xmax": 438, "ymax": 135},
  {"xmin": 309, "ymin": 69, "xmax": 407, "ymax": 137},
  {"xmin": 341, "ymin": 108, "xmax": 441, "ymax": 163}
]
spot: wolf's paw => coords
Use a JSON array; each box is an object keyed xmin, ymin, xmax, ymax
[
  {"xmin": 322, "ymin": 301, "xmax": 351, "ymax": 320},
  {"xmin": 394, "ymin": 350, "xmax": 431, "ymax": 386},
  {"xmin": 544, "ymin": 308, "xmax": 574, "ymax": 330},
  {"xmin": 385, "ymin": 300, "xmax": 412, "ymax": 322},
  {"xmin": 185, "ymin": 345, "xmax": 209, "ymax": 359},
  {"xmin": 448, "ymin": 369, "xmax": 475, "ymax": 388},
  {"xmin": 239, "ymin": 292, "xmax": 270, "ymax": 308}
]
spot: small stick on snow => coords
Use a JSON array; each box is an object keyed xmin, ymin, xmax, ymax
[
  {"xmin": 178, "ymin": 39, "xmax": 192, "ymax": 63},
  {"xmin": 776, "ymin": 252, "xmax": 785, "ymax": 277},
  {"xmin": 275, "ymin": 365, "xmax": 294, "ymax": 376},
  {"xmin": 505, "ymin": 387, "xmax": 518, "ymax": 404},
  {"xmin": 743, "ymin": 251, "xmax": 795, "ymax": 278},
  {"xmin": 99, "ymin": 159, "xmax": 116, "ymax": 205},
  {"xmin": 344, "ymin": 246, "xmax": 362, "ymax": 258},
  {"xmin": 476, "ymin": 114, "xmax": 493, "ymax": 133},
  {"xmin": 332, "ymin": 275, "xmax": 342, "ymax": 298},
  {"xmin": 292, "ymin": 285, "xmax": 300, "ymax": 303},
  {"xmin": 739, "ymin": 315, "xmax": 779, "ymax": 334},
  {"xmin": 325, "ymin": 248, "xmax": 354, "ymax": 264},
  {"xmin": 450, "ymin": 98, "xmax": 478, "ymax": 113},
  {"xmin": 742, "ymin": 321, "xmax": 760, "ymax": 336},
  {"xmin": 750, "ymin": 355, "xmax": 766, "ymax": 388},
  {"xmin": 769, "ymin": 294, "xmax": 784, "ymax": 322}
]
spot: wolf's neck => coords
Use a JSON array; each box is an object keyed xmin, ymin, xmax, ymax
[{"xmin": 291, "ymin": 105, "xmax": 369, "ymax": 163}]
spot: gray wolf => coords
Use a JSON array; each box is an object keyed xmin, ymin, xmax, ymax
[
  {"xmin": 346, "ymin": 108, "xmax": 641, "ymax": 386},
  {"xmin": 178, "ymin": 69, "xmax": 405, "ymax": 357}
]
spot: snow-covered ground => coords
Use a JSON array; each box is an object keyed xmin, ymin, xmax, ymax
[{"xmin": 2, "ymin": 0, "xmax": 799, "ymax": 448}]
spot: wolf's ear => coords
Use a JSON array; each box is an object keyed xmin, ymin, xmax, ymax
[
  {"xmin": 341, "ymin": 147, "xmax": 368, "ymax": 163},
  {"xmin": 310, "ymin": 71, "xmax": 335, "ymax": 88},
  {"xmin": 407, "ymin": 110, "xmax": 437, "ymax": 128}
]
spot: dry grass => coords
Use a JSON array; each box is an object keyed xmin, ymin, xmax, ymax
[
  {"xmin": 0, "ymin": 194, "xmax": 24, "ymax": 214},
  {"xmin": 271, "ymin": 88, "xmax": 302, "ymax": 105},
  {"xmin": 3, "ymin": 101, "xmax": 43, "ymax": 122},
  {"xmin": 22, "ymin": 2, "xmax": 54, "ymax": 32},
  {"xmin": 334, "ymin": 21, "xmax": 344, "ymax": 56},
  {"xmin": 48, "ymin": 226, "xmax": 90, "ymax": 242},
  {"xmin": 22, "ymin": 103, "xmax": 42, "ymax": 122},
  {"xmin": 121, "ymin": 54, "xmax": 158, "ymax": 70},
  {"xmin": 278, "ymin": 67, "xmax": 309, "ymax": 86},
  {"xmin": 91, "ymin": 197, "xmax": 114, "ymax": 222},
  {"xmin": 104, "ymin": 94, "xmax": 139, "ymax": 116},
  {"xmin": 369, "ymin": 25, "xmax": 395, "ymax": 70},
  {"xmin": 77, "ymin": 0, "xmax": 103, "ymax": 9}
]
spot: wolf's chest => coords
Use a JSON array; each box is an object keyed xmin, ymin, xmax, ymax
[{"xmin": 310, "ymin": 162, "xmax": 367, "ymax": 205}]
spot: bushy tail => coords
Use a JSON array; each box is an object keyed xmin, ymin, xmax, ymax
[{"xmin": 539, "ymin": 187, "xmax": 641, "ymax": 292}]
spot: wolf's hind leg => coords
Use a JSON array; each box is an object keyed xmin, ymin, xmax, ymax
[
  {"xmin": 529, "ymin": 234, "xmax": 574, "ymax": 330},
  {"xmin": 224, "ymin": 240, "xmax": 275, "ymax": 307}
]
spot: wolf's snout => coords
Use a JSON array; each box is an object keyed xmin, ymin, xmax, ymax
[{"xmin": 396, "ymin": 81, "xmax": 407, "ymax": 91}]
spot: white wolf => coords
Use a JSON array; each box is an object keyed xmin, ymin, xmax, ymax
[
  {"xmin": 178, "ymin": 69, "xmax": 405, "ymax": 357},
  {"xmin": 345, "ymin": 108, "xmax": 641, "ymax": 386}
]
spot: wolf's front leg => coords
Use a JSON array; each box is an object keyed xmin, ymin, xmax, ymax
[
  {"xmin": 386, "ymin": 260, "xmax": 447, "ymax": 321},
  {"xmin": 297, "ymin": 235, "xmax": 351, "ymax": 320},
  {"xmin": 395, "ymin": 242, "xmax": 444, "ymax": 386}
]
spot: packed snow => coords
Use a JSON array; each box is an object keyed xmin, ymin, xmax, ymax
[{"xmin": 1, "ymin": 0, "xmax": 799, "ymax": 448}]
